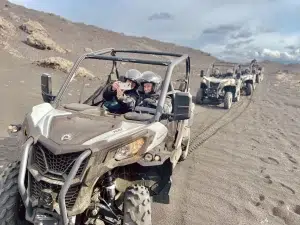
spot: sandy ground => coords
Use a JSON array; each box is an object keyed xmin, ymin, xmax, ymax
[
  {"xmin": 151, "ymin": 71, "xmax": 300, "ymax": 225},
  {"xmin": 0, "ymin": 1, "xmax": 300, "ymax": 224},
  {"xmin": 1, "ymin": 50, "xmax": 299, "ymax": 225}
]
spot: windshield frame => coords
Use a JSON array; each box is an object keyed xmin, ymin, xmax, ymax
[{"xmin": 52, "ymin": 48, "xmax": 191, "ymax": 122}]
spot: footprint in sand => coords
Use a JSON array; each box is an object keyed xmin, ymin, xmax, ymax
[
  {"xmin": 278, "ymin": 200, "xmax": 285, "ymax": 206},
  {"xmin": 289, "ymin": 166, "xmax": 298, "ymax": 173},
  {"xmin": 259, "ymin": 194, "xmax": 265, "ymax": 201},
  {"xmin": 260, "ymin": 166, "xmax": 266, "ymax": 173},
  {"xmin": 284, "ymin": 153, "xmax": 298, "ymax": 165},
  {"xmin": 260, "ymin": 157, "xmax": 280, "ymax": 165},
  {"xmin": 263, "ymin": 175, "xmax": 273, "ymax": 184},
  {"xmin": 272, "ymin": 206, "xmax": 289, "ymax": 224},
  {"xmin": 279, "ymin": 183, "xmax": 295, "ymax": 195},
  {"xmin": 293, "ymin": 205, "xmax": 300, "ymax": 215},
  {"xmin": 252, "ymin": 194, "xmax": 265, "ymax": 207},
  {"xmin": 272, "ymin": 203, "xmax": 300, "ymax": 224}
]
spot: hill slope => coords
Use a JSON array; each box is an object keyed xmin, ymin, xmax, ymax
[{"xmin": 0, "ymin": 0, "xmax": 216, "ymax": 75}]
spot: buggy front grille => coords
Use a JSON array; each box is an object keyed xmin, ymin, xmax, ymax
[
  {"xmin": 209, "ymin": 82, "xmax": 219, "ymax": 89},
  {"xmin": 30, "ymin": 174, "xmax": 80, "ymax": 210},
  {"xmin": 32, "ymin": 144, "xmax": 88, "ymax": 181}
]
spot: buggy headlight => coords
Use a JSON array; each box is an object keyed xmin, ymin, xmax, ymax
[{"xmin": 114, "ymin": 138, "xmax": 145, "ymax": 161}]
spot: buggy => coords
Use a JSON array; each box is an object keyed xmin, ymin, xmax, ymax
[
  {"xmin": 250, "ymin": 59, "xmax": 264, "ymax": 84},
  {"xmin": 238, "ymin": 63, "xmax": 256, "ymax": 96},
  {"xmin": 1, "ymin": 48, "xmax": 194, "ymax": 225},
  {"xmin": 195, "ymin": 61, "xmax": 242, "ymax": 109}
]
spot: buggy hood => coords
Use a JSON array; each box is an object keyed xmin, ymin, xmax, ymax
[
  {"xmin": 25, "ymin": 103, "xmax": 167, "ymax": 147},
  {"xmin": 203, "ymin": 76, "xmax": 234, "ymax": 83}
]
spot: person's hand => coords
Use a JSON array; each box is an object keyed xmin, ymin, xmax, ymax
[
  {"xmin": 112, "ymin": 81, "xmax": 119, "ymax": 91},
  {"xmin": 144, "ymin": 98, "xmax": 157, "ymax": 106},
  {"xmin": 116, "ymin": 88, "xmax": 125, "ymax": 100}
]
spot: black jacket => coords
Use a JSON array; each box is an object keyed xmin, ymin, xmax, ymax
[
  {"xmin": 136, "ymin": 91, "xmax": 173, "ymax": 114},
  {"xmin": 103, "ymin": 84, "xmax": 139, "ymax": 112}
]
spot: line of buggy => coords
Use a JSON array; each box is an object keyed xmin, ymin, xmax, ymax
[{"xmin": 195, "ymin": 59, "xmax": 264, "ymax": 109}]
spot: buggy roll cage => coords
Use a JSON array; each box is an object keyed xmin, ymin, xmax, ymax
[
  {"xmin": 52, "ymin": 48, "xmax": 191, "ymax": 121},
  {"xmin": 212, "ymin": 61, "xmax": 238, "ymax": 69},
  {"xmin": 204, "ymin": 61, "xmax": 239, "ymax": 76},
  {"xmin": 237, "ymin": 63, "xmax": 253, "ymax": 74}
]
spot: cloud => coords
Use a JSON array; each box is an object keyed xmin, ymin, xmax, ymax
[
  {"xmin": 148, "ymin": 12, "xmax": 174, "ymax": 21},
  {"xmin": 8, "ymin": 0, "xmax": 300, "ymax": 63},
  {"xmin": 226, "ymin": 39, "xmax": 254, "ymax": 49},
  {"xmin": 231, "ymin": 30, "xmax": 253, "ymax": 39},
  {"xmin": 202, "ymin": 24, "xmax": 242, "ymax": 35}
]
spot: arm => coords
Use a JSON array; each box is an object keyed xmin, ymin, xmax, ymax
[
  {"xmin": 117, "ymin": 91, "xmax": 138, "ymax": 111},
  {"xmin": 103, "ymin": 85, "xmax": 115, "ymax": 101},
  {"xmin": 142, "ymin": 96, "xmax": 172, "ymax": 114}
]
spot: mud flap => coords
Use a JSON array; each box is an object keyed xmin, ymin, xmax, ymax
[{"xmin": 151, "ymin": 178, "xmax": 172, "ymax": 204}]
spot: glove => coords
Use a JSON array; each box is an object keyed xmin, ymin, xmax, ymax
[{"xmin": 144, "ymin": 98, "xmax": 157, "ymax": 106}]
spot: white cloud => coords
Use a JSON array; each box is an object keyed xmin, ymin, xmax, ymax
[{"xmin": 261, "ymin": 49, "xmax": 281, "ymax": 58}]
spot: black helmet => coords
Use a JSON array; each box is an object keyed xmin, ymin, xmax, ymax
[
  {"xmin": 139, "ymin": 71, "xmax": 162, "ymax": 93},
  {"xmin": 251, "ymin": 59, "xmax": 257, "ymax": 64}
]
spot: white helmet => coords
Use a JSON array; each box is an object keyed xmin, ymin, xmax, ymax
[
  {"xmin": 139, "ymin": 71, "xmax": 162, "ymax": 93},
  {"xmin": 124, "ymin": 69, "xmax": 142, "ymax": 85}
]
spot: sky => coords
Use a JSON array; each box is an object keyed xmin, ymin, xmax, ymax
[{"xmin": 8, "ymin": 0, "xmax": 300, "ymax": 63}]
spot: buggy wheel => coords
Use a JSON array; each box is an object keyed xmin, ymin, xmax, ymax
[
  {"xmin": 224, "ymin": 92, "xmax": 232, "ymax": 109},
  {"xmin": 233, "ymin": 90, "xmax": 240, "ymax": 102},
  {"xmin": 246, "ymin": 83, "xmax": 253, "ymax": 96},
  {"xmin": 0, "ymin": 161, "xmax": 31, "ymax": 225},
  {"xmin": 123, "ymin": 184, "xmax": 152, "ymax": 225},
  {"xmin": 195, "ymin": 88, "xmax": 204, "ymax": 105},
  {"xmin": 253, "ymin": 80, "xmax": 257, "ymax": 89},
  {"xmin": 179, "ymin": 129, "xmax": 190, "ymax": 162}
]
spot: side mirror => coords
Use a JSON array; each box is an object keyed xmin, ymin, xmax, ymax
[
  {"xmin": 173, "ymin": 92, "xmax": 192, "ymax": 121},
  {"xmin": 41, "ymin": 73, "xmax": 56, "ymax": 103},
  {"xmin": 200, "ymin": 70, "xmax": 204, "ymax": 77}
]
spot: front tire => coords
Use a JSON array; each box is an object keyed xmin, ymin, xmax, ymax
[
  {"xmin": 246, "ymin": 83, "xmax": 253, "ymax": 96},
  {"xmin": 123, "ymin": 184, "xmax": 152, "ymax": 225},
  {"xmin": 233, "ymin": 90, "xmax": 240, "ymax": 102},
  {"xmin": 257, "ymin": 75, "xmax": 261, "ymax": 83},
  {"xmin": 0, "ymin": 161, "xmax": 30, "ymax": 225},
  {"xmin": 179, "ymin": 129, "xmax": 191, "ymax": 162},
  {"xmin": 224, "ymin": 92, "xmax": 232, "ymax": 109},
  {"xmin": 195, "ymin": 88, "xmax": 204, "ymax": 105}
]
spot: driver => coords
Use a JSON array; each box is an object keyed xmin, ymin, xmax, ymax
[
  {"xmin": 136, "ymin": 71, "xmax": 172, "ymax": 114},
  {"xmin": 213, "ymin": 68, "xmax": 220, "ymax": 76},
  {"xmin": 226, "ymin": 68, "xmax": 234, "ymax": 76},
  {"xmin": 103, "ymin": 69, "xmax": 142, "ymax": 113}
]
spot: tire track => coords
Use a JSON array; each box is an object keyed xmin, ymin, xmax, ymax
[{"xmin": 189, "ymin": 92, "xmax": 254, "ymax": 155}]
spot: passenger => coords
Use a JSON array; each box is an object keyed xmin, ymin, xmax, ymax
[
  {"xmin": 213, "ymin": 68, "xmax": 220, "ymax": 76},
  {"xmin": 103, "ymin": 69, "xmax": 141, "ymax": 113},
  {"xmin": 136, "ymin": 71, "xmax": 173, "ymax": 114},
  {"xmin": 226, "ymin": 68, "xmax": 234, "ymax": 77}
]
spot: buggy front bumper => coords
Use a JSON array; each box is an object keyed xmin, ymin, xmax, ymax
[
  {"xmin": 205, "ymin": 88, "xmax": 223, "ymax": 99},
  {"xmin": 18, "ymin": 138, "xmax": 91, "ymax": 225}
]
